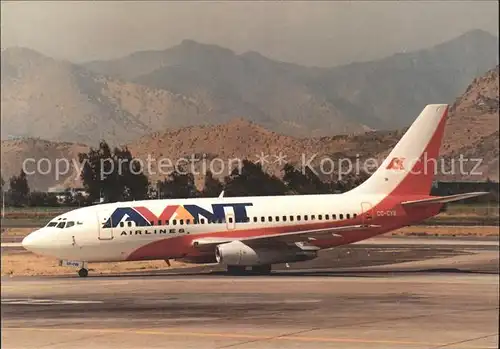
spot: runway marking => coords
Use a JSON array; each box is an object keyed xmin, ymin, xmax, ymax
[
  {"xmin": 1, "ymin": 242, "xmax": 23, "ymax": 248},
  {"xmin": 2, "ymin": 298, "xmax": 103, "ymax": 305},
  {"xmin": 3, "ymin": 327, "xmax": 496, "ymax": 348}
]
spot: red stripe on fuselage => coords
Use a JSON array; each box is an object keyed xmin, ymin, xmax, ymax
[{"xmin": 125, "ymin": 196, "xmax": 441, "ymax": 261}]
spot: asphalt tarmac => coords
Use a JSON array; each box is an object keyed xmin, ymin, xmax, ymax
[{"xmin": 2, "ymin": 237, "xmax": 499, "ymax": 349}]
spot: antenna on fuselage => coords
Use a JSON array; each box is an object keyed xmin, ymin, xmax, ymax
[{"xmin": 218, "ymin": 191, "xmax": 225, "ymax": 198}]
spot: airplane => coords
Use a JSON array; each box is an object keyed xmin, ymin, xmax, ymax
[{"xmin": 21, "ymin": 104, "xmax": 489, "ymax": 277}]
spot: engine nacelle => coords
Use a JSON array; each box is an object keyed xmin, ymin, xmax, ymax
[{"xmin": 214, "ymin": 240, "xmax": 317, "ymax": 266}]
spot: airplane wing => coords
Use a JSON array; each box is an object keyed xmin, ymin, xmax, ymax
[
  {"xmin": 401, "ymin": 192, "xmax": 489, "ymax": 207},
  {"xmin": 192, "ymin": 224, "xmax": 380, "ymax": 249}
]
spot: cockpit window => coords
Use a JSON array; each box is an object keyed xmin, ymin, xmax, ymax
[{"xmin": 47, "ymin": 220, "xmax": 78, "ymax": 229}]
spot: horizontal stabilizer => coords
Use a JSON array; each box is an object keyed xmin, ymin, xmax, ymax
[{"xmin": 401, "ymin": 192, "xmax": 489, "ymax": 207}]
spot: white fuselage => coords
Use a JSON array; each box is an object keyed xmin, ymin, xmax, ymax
[
  {"xmin": 22, "ymin": 191, "xmax": 422, "ymax": 263},
  {"xmin": 21, "ymin": 104, "xmax": 452, "ymax": 267}
]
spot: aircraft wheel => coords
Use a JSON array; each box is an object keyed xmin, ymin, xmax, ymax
[
  {"xmin": 78, "ymin": 268, "xmax": 88, "ymax": 278},
  {"xmin": 252, "ymin": 265, "xmax": 272, "ymax": 275},
  {"xmin": 226, "ymin": 265, "xmax": 246, "ymax": 275}
]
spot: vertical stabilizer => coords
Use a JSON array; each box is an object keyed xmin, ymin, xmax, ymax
[{"xmin": 350, "ymin": 104, "xmax": 449, "ymax": 196}]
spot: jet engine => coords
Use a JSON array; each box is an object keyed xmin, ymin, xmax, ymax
[{"xmin": 214, "ymin": 240, "xmax": 317, "ymax": 266}]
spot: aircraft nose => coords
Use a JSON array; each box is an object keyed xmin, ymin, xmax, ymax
[
  {"xmin": 22, "ymin": 230, "xmax": 42, "ymax": 252},
  {"xmin": 22, "ymin": 232, "xmax": 35, "ymax": 251}
]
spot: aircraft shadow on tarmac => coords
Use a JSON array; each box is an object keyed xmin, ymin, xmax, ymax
[{"xmin": 45, "ymin": 266, "xmax": 499, "ymax": 279}]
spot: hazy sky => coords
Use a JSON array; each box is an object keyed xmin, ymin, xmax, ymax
[{"xmin": 1, "ymin": 1, "xmax": 498, "ymax": 67}]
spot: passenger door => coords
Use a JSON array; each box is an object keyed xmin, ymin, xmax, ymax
[
  {"xmin": 97, "ymin": 210, "xmax": 114, "ymax": 240},
  {"xmin": 361, "ymin": 202, "xmax": 373, "ymax": 224}
]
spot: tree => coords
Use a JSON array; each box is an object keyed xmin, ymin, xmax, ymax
[
  {"xmin": 330, "ymin": 170, "xmax": 370, "ymax": 193},
  {"xmin": 78, "ymin": 141, "xmax": 150, "ymax": 203},
  {"xmin": 8, "ymin": 169, "xmax": 30, "ymax": 207},
  {"xmin": 201, "ymin": 170, "xmax": 223, "ymax": 197},
  {"xmin": 158, "ymin": 167, "xmax": 200, "ymax": 199},
  {"xmin": 114, "ymin": 147, "xmax": 150, "ymax": 201},
  {"xmin": 223, "ymin": 160, "xmax": 287, "ymax": 197},
  {"xmin": 28, "ymin": 191, "xmax": 59, "ymax": 207},
  {"xmin": 1, "ymin": 175, "xmax": 5, "ymax": 212},
  {"xmin": 282, "ymin": 163, "xmax": 330, "ymax": 194}
]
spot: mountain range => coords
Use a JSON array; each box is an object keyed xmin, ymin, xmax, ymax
[
  {"xmin": 1, "ymin": 64, "xmax": 498, "ymax": 191},
  {"xmin": 1, "ymin": 29, "xmax": 498, "ymax": 145},
  {"xmin": 0, "ymin": 29, "xmax": 498, "ymax": 191}
]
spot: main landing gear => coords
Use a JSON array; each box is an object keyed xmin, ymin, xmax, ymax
[
  {"xmin": 251, "ymin": 265, "xmax": 272, "ymax": 275},
  {"xmin": 78, "ymin": 268, "xmax": 89, "ymax": 278},
  {"xmin": 226, "ymin": 265, "xmax": 272, "ymax": 275}
]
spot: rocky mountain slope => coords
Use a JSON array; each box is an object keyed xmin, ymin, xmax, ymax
[
  {"xmin": 0, "ymin": 138, "xmax": 88, "ymax": 191},
  {"xmin": 0, "ymin": 48, "xmax": 214, "ymax": 145},
  {"xmin": 2, "ymin": 30, "xmax": 495, "ymax": 146},
  {"xmin": 439, "ymin": 65, "xmax": 499, "ymax": 181},
  {"xmin": 1, "ymin": 43, "xmax": 498, "ymax": 191},
  {"xmin": 86, "ymin": 29, "xmax": 498, "ymax": 133}
]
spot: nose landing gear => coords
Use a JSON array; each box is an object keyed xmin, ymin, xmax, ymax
[
  {"xmin": 78, "ymin": 268, "xmax": 89, "ymax": 278},
  {"xmin": 59, "ymin": 260, "xmax": 89, "ymax": 277}
]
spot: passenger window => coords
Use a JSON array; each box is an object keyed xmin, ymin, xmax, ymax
[
  {"xmin": 325, "ymin": 214, "xmax": 329, "ymax": 220},
  {"xmin": 261, "ymin": 217, "xmax": 265, "ymax": 222},
  {"xmin": 268, "ymin": 216, "xmax": 272, "ymax": 222},
  {"xmin": 119, "ymin": 222, "xmax": 124, "ymax": 227},
  {"xmin": 318, "ymin": 215, "xmax": 322, "ymax": 220},
  {"xmin": 340, "ymin": 214, "xmax": 344, "ymax": 219},
  {"xmin": 283, "ymin": 216, "xmax": 287, "ymax": 222},
  {"xmin": 186, "ymin": 219, "xmax": 190, "ymax": 225},
  {"xmin": 311, "ymin": 215, "xmax": 315, "ymax": 220},
  {"xmin": 201, "ymin": 219, "xmax": 205, "ymax": 224},
  {"xmin": 173, "ymin": 220, "xmax": 177, "ymax": 225},
  {"xmin": 304, "ymin": 215, "xmax": 308, "ymax": 221},
  {"xmin": 353, "ymin": 213, "xmax": 357, "ymax": 218},
  {"xmin": 332, "ymin": 214, "xmax": 337, "ymax": 220},
  {"xmin": 346, "ymin": 214, "xmax": 350, "ymax": 219},
  {"xmin": 127, "ymin": 221, "xmax": 132, "ymax": 227},
  {"xmin": 158, "ymin": 220, "xmax": 162, "ymax": 225},
  {"xmin": 150, "ymin": 221, "xmax": 155, "ymax": 226},
  {"xmin": 290, "ymin": 216, "xmax": 294, "ymax": 221},
  {"xmin": 253, "ymin": 217, "xmax": 257, "ymax": 223},
  {"xmin": 297, "ymin": 215, "xmax": 301, "ymax": 221},
  {"xmin": 275, "ymin": 216, "xmax": 279, "ymax": 222},
  {"xmin": 228, "ymin": 217, "xmax": 234, "ymax": 223}
]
